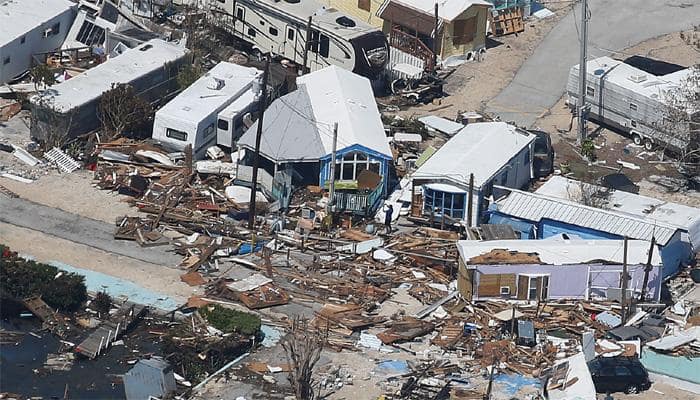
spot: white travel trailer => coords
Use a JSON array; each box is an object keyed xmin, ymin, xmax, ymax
[
  {"xmin": 216, "ymin": 89, "xmax": 257, "ymax": 149},
  {"xmin": 152, "ymin": 62, "xmax": 262, "ymax": 158},
  {"xmin": 567, "ymin": 56, "xmax": 698, "ymax": 154},
  {"xmin": 209, "ymin": 0, "xmax": 389, "ymax": 80}
]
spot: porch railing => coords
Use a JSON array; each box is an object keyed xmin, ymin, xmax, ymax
[
  {"xmin": 334, "ymin": 182, "xmax": 384, "ymax": 216},
  {"xmin": 388, "ymin": 27, "xmax": 435, "ymax": 71}
]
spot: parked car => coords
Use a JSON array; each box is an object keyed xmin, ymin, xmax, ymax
[
  {"xmin": 530, "ymin": 130, "xmax": 554, "ymax": 178},
  {"xmin": 587, "ymin": 356, "xmax": 651, "ymax": 394}
]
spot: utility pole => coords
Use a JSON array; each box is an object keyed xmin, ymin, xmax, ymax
[
  {"xmin": 432, "ymin": 3, "xmax": 439, "ymax": 71},
  {"xmin": 327, "ymin": 122, "xmax": 338, "ymax": 213},
  {"xmin": 248, "ymin": 57, "xmax": 270, "ymax": 229},
  {"xmin": 621, "ymin": 236, "xmax": 629, "ymax": 323},
  {"xmin": 302, "ymin": 16, "xmax": 313, "ymax": 75},
  {"xmin": 639, "ymin": 236, "xmax": 656, "ymax": 301},
  {"xmin": 466, "ymin": 173, "xmax": 474, "ymax": 228},
  {"xmin": 576, "ymin": 0, "xmax": 589, "ymax": 145}
]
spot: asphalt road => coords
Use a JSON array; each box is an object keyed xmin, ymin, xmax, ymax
[
  {"xmin": 0, "ymin": 196, "xmax": 182, "ymax": 266},
  {"xmin": 485, "ymin": 0, "xmax": 699, "ymax": 127}
]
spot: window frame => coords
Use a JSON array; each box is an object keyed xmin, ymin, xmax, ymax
[
  {"xmin": 217, "ymin": 118, "xmax": 229, "ymax": 131},
  {"xmin": 166, "ymin": 128, "xmax": 188, "ymax": 141},
  {"xmin": 319, "ymin": 34, "xmax": 330, "ymax": 58},
  {"xmin": 630, "ymin": 103, "xmax": 638, "ymax": 112},
  {"xmin": 287, "ymin": 27, "xmax": 295, "ymax": 41},
  {"xmin": 586, "ymin": 85, "xmax": 595, "ymax": 97},
  {"xmin": 235, "ymin": 6, "xmax": 245, "ymax": 20},
  {"xmin": 269, "ymin": 26, "xmax": 278, "ymax": 36}
]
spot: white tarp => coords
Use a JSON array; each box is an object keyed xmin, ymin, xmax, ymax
[{"xmin": 226, "ymin": 273, "xmax": 271, "ymax": 292}]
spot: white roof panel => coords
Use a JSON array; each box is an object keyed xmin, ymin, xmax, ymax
[
  {"xmin": 495, "ymin": 189, "xmax": 679, "ymax": 245},
  {"xmin": 0, "ymin": 0, "xmax": 75, "ymax": 47},
  {"xmin": 32, "ymin": 39, "xmax": 188, "ymax": 112},
  {"xmin": 239, "ymin": 65, "xmax": 392, "ymax": 162},
  {"xmin": 157, "ymin": 62, "xmax": 261, "ymax": 124},
  {"xmin": 418, "ymin": 115, "xmax": 464, "ymax": 136},
  {"xmin": 456, "ymin": 239, "xmax": 662, "ymax": 266},
  {"xmin": 536, "ymin": 176, "xmax": 700, "ymax": 231},
  {"xmin": 389, "ymin": 0, "xmax": 491, "ymax": 22},
  {"xmin": 413, "ymin": 122, "xmax": 536, "ymax": 188}
]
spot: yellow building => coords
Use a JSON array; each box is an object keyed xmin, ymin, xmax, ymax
[
  {"xmin": 376, "ymin": 0, "xmax": 491, "ymax": 65},
  {"xmin": 324, "ymin": 0, "xmax": 385, "ymax": 28}
]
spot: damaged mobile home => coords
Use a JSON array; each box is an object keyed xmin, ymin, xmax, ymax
[{"xmin": 29, "ymin": 39, "xmax": 189, "ymax": 140}]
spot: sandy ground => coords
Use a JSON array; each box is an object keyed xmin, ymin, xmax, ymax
[
  {"xmin": 597, "ymin": 381, "xmax": 698, "ymax": 400},
  {"xmin": 0, "ymin": 222, "xmax": 198, "ymax": 303},
  {"xmin": 533, "ymin": 30, "xmax": 700, "ymax": 207},
  {"xmin": 393, "ymin": 4, "xmax": 573, "ymax": 120}
]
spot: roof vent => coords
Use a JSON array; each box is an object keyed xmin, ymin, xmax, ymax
[
  {"xmin": 207, "ymin": 77, "xmax": 225, "ymax": 90},
  {"xmin": 336, "ymin": 16, "xmax": 356, "ymax": 27},
  {"xmin": 594, "ymin": 68, "xmax": 605, "ymax": 76},
  {"xmin": 628, "ymin": 74, "xmax": 647, "ymax": 83}
]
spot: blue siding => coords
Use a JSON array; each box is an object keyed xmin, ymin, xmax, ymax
[
  {"xmin": 659, "ymin": 231, "xmax": 691, "ymax": 279},
  {"xmin": 487, "ymin": 212, "xmax": 536, "ymax": 239},
  {"xmin": 318, "ymin": 143, "xmax": 392, "ymax": 195},
  {"xmin": 538, "ymin": 219, "xmax": 622, "ymax": 240},
  {"xmin": 641, "ymin": 348, "xmax": 700, "ymax": 384}
]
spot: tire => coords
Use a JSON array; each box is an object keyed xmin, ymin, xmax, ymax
[
  {"xmin": 644, "ymin": 139, "xmax": 655, "ymax": 151},
  {"xmin": 632, "ymin": 134, "xmax": 642, "ymax": 145},
  {"xmin": 625, "ymin": 384, "xmax": 639, "ymax": 394}
]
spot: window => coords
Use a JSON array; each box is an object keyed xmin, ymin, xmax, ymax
[
  {"xmin": 166, "ymin": 128, "xmax": 187, "ymax": 141},
  {"xmin": 236, "ymin": 6, "xmax": 244, "ymax": 20},
  {"xmin": 51, "ymin": 22, "xmax": 61, "ymax": 35},
  {"xmin": 541, "ymin": 276, "xmax": 549, "ymax": 299},
  {"xmin": 287, "ymin": 28, "xmax": 295, "ymax": 41},
  {"xmin": 310, "ymin": 29, "xmax": 320, "ymax": 53},
  {"xmin": 259, "ymin": 20, "xmax": 265, "ymax": 26},
  {"xmin": 269, "ymin": 27, "xmax": 278, "ymax": 36},
  {"xmin": 218, "ymin": 119, "xmax": 229, "ymax": 131},
  {"xmin": 2, "ymin": 56, "xmax": 10, "ymax": 65},
  {"xmin": 319, "ymin": 34, "xmax": 330, "ymax": 58},
  {"xmin": 217, "ymin": 0, "xmax": 225, "ymax": 2},
  {"xmin": 247, "ymin": 27, "xmax": 256, "ymax": 37},
  {"xmin": 630, "ymin": 120, "xmax": 637, "ymax": 128},
  {"xmin": 500, "ymin": 286, "xmax": 511, "ymax": 295},
  {"xmin": 630, "ymin": 103, "xmax": 638, "ymax": 111},
  {"xmin": 528, "ymin": 276, "xmax": 538, "ymax": 300},
  {"xmin": 333, "ymin": 151, "xmax": 381, "ymax": 182},
  {"xmin": 500, "ymin": 170, "xmax": 509, "ymax": 184},
  {"xmin": 614, "ymin": 366, "xmax": 632, "ymax": 376},
  {"xmin": 586, "ymin": 86, "xmax": 595, "ymax": 96},
  {"xmin": 452, "ymin": 16, "xmax": 477, "ymax": 45},
  {"xmin": 204, "ymin": 122, "xmax": 215, "ymax": 138},
  {"xmin": 358, "ymin": 0, "xmax": 371, "ymax": 12},
  {"xmin": 421, "ymin": 187, "xmax": 467, "ymax": 220},
  {"xmin": 20, "ymin": 36, "xmax": 26, "ymax": 44}
]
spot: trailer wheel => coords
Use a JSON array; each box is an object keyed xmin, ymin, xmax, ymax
[
  {"xmin": 632, "ymin": 134, "xmax": 642, "ymax": 146},
  {"xmin": 644, "ymin": 139, "xmax": 655, "ymax": 151}
]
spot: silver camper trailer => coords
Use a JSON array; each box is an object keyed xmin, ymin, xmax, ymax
[{"xmin": 566, "ymin": 56, "xmax": 698, "ymax": 154}]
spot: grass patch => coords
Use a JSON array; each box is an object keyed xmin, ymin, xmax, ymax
[{"xmin": 200, "ymin": 305, "xmax": 261, "ymax": 336}]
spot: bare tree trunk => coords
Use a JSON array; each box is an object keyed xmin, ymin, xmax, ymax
[{"xmin": 281, "ymin": 317, "xmax": 328, "ymax": 400}]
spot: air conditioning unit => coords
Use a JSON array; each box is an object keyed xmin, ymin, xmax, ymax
[{"xmin": 628, "ymin": 74, "xmax": 647, "ymax": 83}]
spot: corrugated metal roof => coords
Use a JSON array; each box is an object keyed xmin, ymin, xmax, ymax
[{"xmin": 495, "ymin": 189, "xmax": 679, "ymax": 245}]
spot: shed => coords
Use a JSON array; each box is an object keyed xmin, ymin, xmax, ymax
[
  {"xmin": 29, "ymin": 39, "xmax": 190, "ymax": 140},
  {"xmin": 411, "ymin": 122, "xmax": 535, "ymax": 224},
  {"xmin": 238, "ymin": 65, "xmax": 393, "ymax": 202},
  {"xmin": 152, "ymin": 62, "xmax": 262, "ymax": 158},
  {"xmin": 123, "ymin": 357, "xmax": 176, "ymax": 400}
]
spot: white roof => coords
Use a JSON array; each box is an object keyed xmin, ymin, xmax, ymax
[
  {"xmin": 413, "ymin": 122, "xmax": 535, "ymax": 188},
  {"xmin": 457, "ymin": 239, "xmax": 662, "ymax": 266},
  {"xmin": 387, "ymin": 0, "xmax": 491, "ymax": 22},
  {"xmin": 418, "ymin": 115, "xmax": 464, "ymax": 136},
  {"xmin": 495, "ymin": 188, "xmax": 680, "ymax": 246},
  {"xmin": 575, "ymin": 56, "xmax": 694, "ymax": 107},
  {"xmin": 156, "ymin": 62, "xmax": 261, "ymax": 124},
  {"xmin": 548, "ymin": 353, "xmax": 597, "ymax": 400},
  {"xmin": 32, "ymin": 39, "xmax": 188, "ymax": 112},
  {"xmin": 239, "ymin": 66, "xmax": 392, "ymax": 162},
  {"xmin": 0, "ymin": 0, "xmax": 75, "ymax": 47},
  {"xmin": 536, "ymin": 176, "xmax": 700, "ymax": 231}
]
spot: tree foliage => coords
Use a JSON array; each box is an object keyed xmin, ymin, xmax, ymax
[
  {"xmin": 98, "ymin": 83, "xmax": 153, "ymax": 140},
  {"xmin": 30, "ymin": 64, "xmax": 56, "ymax": 90},
  {"xmin": 0, "ymin": 245, "xmax": 87, "ymax": 311},
  {"xmin": 93, "ymin": 291, "xmax": 112, "ymax": 315},
  {"xmin": 199, "ymin": 305, "xmax": 261, "ymax": 335},
  {"xmin": 30, "ymin": 93, "xmax": 73, "ymax": 151},
  {"xmin": 176, "ymin": 63, "xmax": 203, "ymax": 90}
]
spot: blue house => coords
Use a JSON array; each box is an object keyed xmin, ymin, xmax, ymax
[
  {"xmin": 238, "ymin": 66, "xmax": 393, "ymax": 215},
  {"xmin": 488, "ymin": 186, "xmax": 698, "ymax": 279}
]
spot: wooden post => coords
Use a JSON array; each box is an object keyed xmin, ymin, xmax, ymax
[
  {"xmin": 466, "ymin": 173, "xmax": 474, "ymax": 227},
  {"xmin": 248, "ymin": 57, "xmax": 270, "ymax": 229},
  {"xmin": 302, "ymin": 16, "xmax": 312, "ymax": 74},
  {"xmin": 621, "ymin": 237, "xmax": 629, "ymax": 323},
  {"xmin": 433, "ymin": 2, "xmax": 439, "ymax": 70},
  {"xmin": 639, "ymin": 236, "xmax": 656, "ymax": 301}
]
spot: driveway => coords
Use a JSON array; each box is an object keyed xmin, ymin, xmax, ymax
[{"xmin": 485, "ymin": 0, "xmax": 699, "ymax": 127}]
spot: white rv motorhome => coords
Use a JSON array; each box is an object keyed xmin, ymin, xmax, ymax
[
  {"xmin": 566, "ymin": 56, "xmax": 698, "ymax": 154},
  {"xmin": 152, "ymin": 62, "xmax": 262, "ymax": 158}
]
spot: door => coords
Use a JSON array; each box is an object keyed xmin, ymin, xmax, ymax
[{"xmin": 517, "ymin": 275, "xmax": 529, "ymax": 300}]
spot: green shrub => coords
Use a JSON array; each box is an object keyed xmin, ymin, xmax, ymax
[
  {"xmin": 200, "ymin": 305, "xmax": 261, "ymax": 336},
  {"xmin": 0, "ymin": 246, "xmax": 87, "ymax": 311}
]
